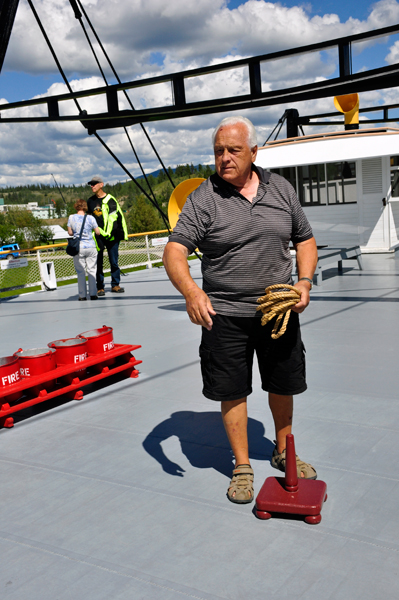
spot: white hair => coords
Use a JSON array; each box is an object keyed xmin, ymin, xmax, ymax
[{"xmin": 212, "ymin": 116, "xmax": 258, "ymax": 149}]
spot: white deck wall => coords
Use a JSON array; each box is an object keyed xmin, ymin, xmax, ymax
[
  {"xmin": 257, "ymin": 131, "xmax": 399, "ymax": 252},
  {"xmin": 302, "ymin": 203, "xmax": 360, "ymax": 247},
  {"xmin": 357, "ymin": 156, "xmax": 390, "ymax": 251},
  {"xmin": 296, "ymin": 156, "xmax": 393, "ymax": 251},
  {"xmin": 389, "ymin": 201, "xmax": 399, "ymax": 247},
  {"xmin": 285, "ymin": 156, "xmax": 393, "ymax": 252}
]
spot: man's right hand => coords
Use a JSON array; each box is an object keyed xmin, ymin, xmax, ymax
[
  {"xmin": 163, "ymin": 241, "xmax": 216, "ymax": 330},
  {"xmin": 185, "ymin": 287, "xmax": 216, "ymax": 330}
]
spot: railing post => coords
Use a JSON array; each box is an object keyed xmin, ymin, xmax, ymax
[
  {"xmin": 338, "ymin": 42, "xmax": 352, "ymax": 77},
  {"xmin": 37, "ymin": 249, "xmax": 45, "ymax": 290},
  {"xmin": 286, "ymin": 108, "xmax": 299, "ymax": 138},
  {"xmin": 145, "ymin": 235, "xmax": 153, "ymax": 268},
  {"xmin": 172, "ymin": 76, "xmax": 186, "ymax": 107},
  {"xmin": 106, "ymin": 88, "xmax": 119, "ymax": 115},
  {"xmin": 47, "ymin": 99, "xmax": 59, "ymax": 119},
  {"xmin": 249, "ymin": 61, "xmax": 262, "ymax": 97}
]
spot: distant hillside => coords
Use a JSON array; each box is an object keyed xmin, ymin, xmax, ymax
[
  {"xmin": 136, "ymin": 164, "xmax": 215, "ymax": 179},
  {"xmin": 0, "ymin": 163, "xmax": 216, "ymax": 237}
]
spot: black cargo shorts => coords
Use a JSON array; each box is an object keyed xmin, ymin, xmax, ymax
[{"xmin": 199, "ymin": 312, "xmax": 306, "ymax": 401}]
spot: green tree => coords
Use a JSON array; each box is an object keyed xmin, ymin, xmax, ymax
[
  {"xmin": 203, "ymin": 165, "xmax": 215, "ymax": 178},
  {"xmin": 65, "ymin": 201, "xmax": 76, "ymax": 217},
  {"xmin": 54, "ymin": 198, "xmax": 64, "ymax": 218},
  {"xmin": 175, "ymin": 165, "xmax": 185, "ymax": 177},
  {"xmin": 114, "ymin": 181, "xmax": 123, "ymax": 195},
  {"xmin": 5, "ymin": 208, "xmax": 52, "ymax": 247},
  {"xmin": 157, "ymin": 170, "xmax": 167, "ymax": 184},
  {"xmin": 0, "ymin": 212, "xmax": 19, "ymax": 244},
  {"xmin": 127, "ymin": 196, "xmax": 165, "ymax": 234},
  {"xmin": 156, "ymin": 184, "xmax": 173, "ymax": 209},
  {"xmin": 146, "ymin": 174, "xmax": 155, "ymax": 189},
  {"xmin": 30, "ymin": 222, "xmax": 53, "ymax": 246}
]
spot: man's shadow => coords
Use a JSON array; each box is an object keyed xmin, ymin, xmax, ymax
[{"xmin": 142, "ymin": 410, "xmax": 275, "ymax": 478}]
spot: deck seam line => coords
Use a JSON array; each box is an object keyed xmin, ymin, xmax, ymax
[
  {"xmin": 0, "ymin": 457, "xmax": 247, "ymax": 515},
  {"xmin": 0, "ymin": 533, "xmax": 224, "ymax": 600},
  {"xmin": 1, "ymin": 468, "xmax": 399, "ymax": 553},
  {"xmin": 286, "ymin": 525, "xmax": 399, "ymax": 553},
  {"xmin": 2, "ymin": 455, "xmax": 398, "ymax": 483},
  {"xmin": 309, "ymin": 463, "xmax": 399, "ymax": 481},
  {"xmin": 296, "ymin": 415, "xmax": 399, "ymax": 431},
  {"xmin": 41, "ymin": 414, "xmax": 399, "ymax": 435}
]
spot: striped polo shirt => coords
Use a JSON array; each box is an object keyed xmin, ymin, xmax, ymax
[{"xmin": 168, "ymin": 166, "xmax": 313, "ymax": 317}]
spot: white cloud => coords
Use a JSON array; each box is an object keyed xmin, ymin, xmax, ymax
[
  {"xmin": 386, "ymin": 39, "xmax": 399, "ymax": 64},
  {"xmin": 1, "ymin": 0, "xmax": 399, "ymax": 186}
]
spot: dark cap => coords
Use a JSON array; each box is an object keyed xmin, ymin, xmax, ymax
[{"xmin": 88, "ymin": 176, "xmax": 103, "ymax": 185}]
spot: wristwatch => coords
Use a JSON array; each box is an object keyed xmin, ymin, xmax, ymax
[{"xmin": 298, "ymin": 277, "xmax": 313, "ymax": 290}]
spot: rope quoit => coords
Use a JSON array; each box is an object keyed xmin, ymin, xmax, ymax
[{"xmin": 256, "ymin": 284, "xmax": 301, "ymax": 339}]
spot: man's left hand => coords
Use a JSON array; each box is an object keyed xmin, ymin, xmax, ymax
[
  {"xmin": 292, "ymin": 280, "xmax": 311, "ymax": 313},
  {"xmin": 292, "ymin": 236, "xmax": 317, "ymax": 313}
]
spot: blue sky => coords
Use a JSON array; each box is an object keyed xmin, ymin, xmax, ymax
[
  {"xmin": 228, "ymin": 0, "xmax": 372, "ymax": 21},
  {"xmin": 1, "ymin": 0, "xmax": 399, "ymax": 186},
  {"xmin": 0, "ymin": 1, "xmax": 390, "ymax": 103}
]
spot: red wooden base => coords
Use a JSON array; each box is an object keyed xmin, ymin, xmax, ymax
[
  {"xmin": 255, "ymin": 476, "xmax": 327, "ymax": 523},
  {"xmin": 255, "ymin": 434, "xmax": 327, "ymax": 524}
]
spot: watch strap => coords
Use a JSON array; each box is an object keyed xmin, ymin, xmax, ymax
[{"xmin": 298, "ymin": 277, "xmax": 313, "ymax": 288}]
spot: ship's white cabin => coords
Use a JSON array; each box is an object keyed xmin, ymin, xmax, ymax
[{"xmin": 256, "ymin": 128, "xmax": 399, "ymax": 252}]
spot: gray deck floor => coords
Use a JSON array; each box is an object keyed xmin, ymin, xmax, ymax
[{"xmin": 1, "ymin": 254, "xmax": 399, "ymax": 600}]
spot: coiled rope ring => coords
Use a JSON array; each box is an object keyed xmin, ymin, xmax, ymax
[{"xmin": 256, "ymin": 284, "xmax": 301, "ymax": 339}]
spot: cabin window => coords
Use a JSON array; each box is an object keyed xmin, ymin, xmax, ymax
[
  {"xmin": 271, "ymin": 161, "xmax": 357, "ymax": 206},
  {"xmin": 326, "ymin": 161, "xmax": 357, "ymax": 204},
  {"xmin": 390, "ymin": 156, "xmax": 399, "ymax": 198},
  {"xmin": 297, "ymin": 164, "xmax": 327, "ymax": 205}
]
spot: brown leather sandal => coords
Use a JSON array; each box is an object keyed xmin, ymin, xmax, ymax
[
  {"xmin": 227, "ymin": 464, "xmax": 254, "ymax": 504},
  {"xmin": 271, "ymin": 445, "xmax": 317, "ymax": 480}
]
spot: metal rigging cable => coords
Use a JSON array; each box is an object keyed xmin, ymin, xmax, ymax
[
  {"xmin": 27, "ymin": 0, "xmax": 80, "ymax": 113},
  {"xmin": 27, "ymin": 0, "xmax": 171, "ymax": 232},
  {"xmin": 263, "ymin": 111, "xmax": 287, "ymax": 145},
  {"xmin": 91, "ymin": 131, "xmax": 171, "ymax": 231},
  {"xmin": 51, "ymin": 173, "xmax": 67, "ymax": 206},
  {"xmin": 68, "ymin": 0, "xmax": 163, "ymax": 209},
  {"xmin": 71, "ymin": 0, "xmax": 176, "ymax": 190},
  {"xmin": 263, "ymin": 110, "xmax": 305, "ymax": 145},
  {"xmin": 94, "ymin": 132, "xmax": 169, "ymax": 224}
]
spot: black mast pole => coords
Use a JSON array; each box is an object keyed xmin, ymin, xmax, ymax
[{"xmin": 0, "ymin": 0, "xmax": 20, "ymax": 74}]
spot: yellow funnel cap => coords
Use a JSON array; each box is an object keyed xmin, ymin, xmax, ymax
[
  {"xmin": 334, "ymin": 94, "xmax": 359, "ymax": 125},
  {"xmin": 168, "ymin": 178, "xmax": 205, "ymax": 230}
]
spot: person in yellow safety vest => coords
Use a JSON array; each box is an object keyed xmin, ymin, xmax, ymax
[{"xmin": 87, "ymin": 175, "xmax": 128, "ymax": 295}]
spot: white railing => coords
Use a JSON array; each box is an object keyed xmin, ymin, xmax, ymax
[{"xmin": 0, "ymin": 230, "xmax": 170, "ymax": 295}]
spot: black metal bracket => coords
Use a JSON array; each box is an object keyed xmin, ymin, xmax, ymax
[{"xmin": 1, "ymin": 20, "xmax": 399, "ymax": 130}]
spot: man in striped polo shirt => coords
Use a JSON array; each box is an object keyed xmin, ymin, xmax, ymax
[{"xmin": 163, "ymin": 116, "xmax": 318, "ymax": 504}]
